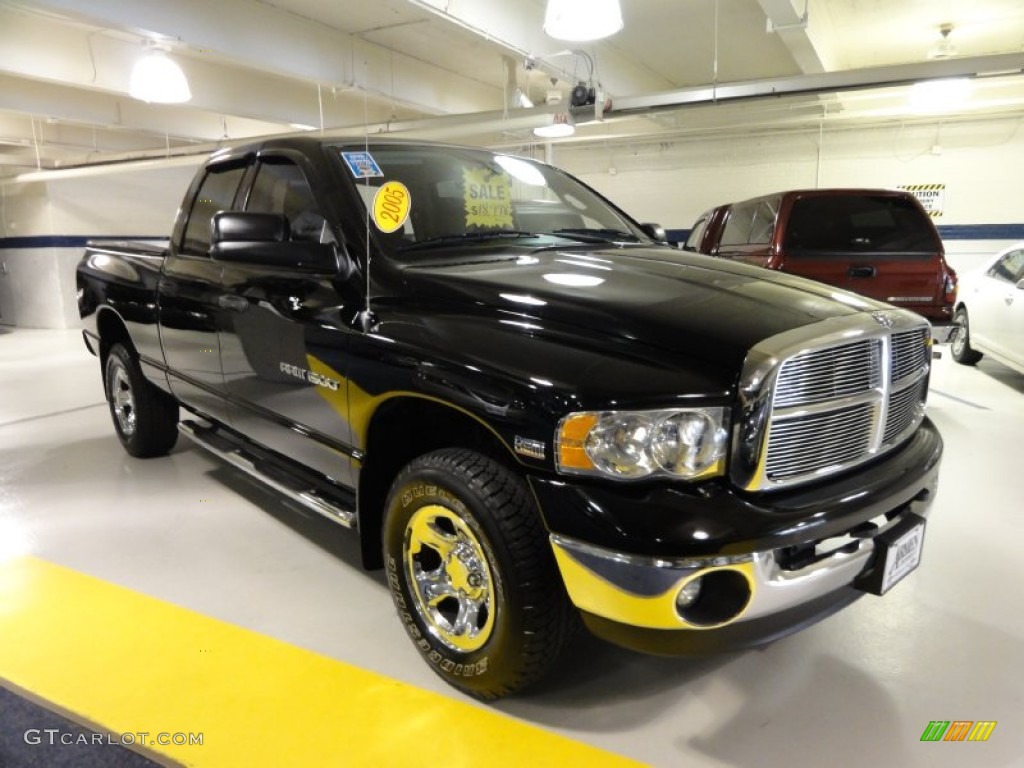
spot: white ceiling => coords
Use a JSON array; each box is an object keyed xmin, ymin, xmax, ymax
[{"xmin": 1, "ymin": 0, "xmax": 1023, "ymax": 174}]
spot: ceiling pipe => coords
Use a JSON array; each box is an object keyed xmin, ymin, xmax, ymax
[
  {"xmin": 611, "ymin": 52, "xmax": 1024, "ymax": 113},
  {"xmin": 6, "ymin": 52, "xmax": 1024, "ymax": 175}
]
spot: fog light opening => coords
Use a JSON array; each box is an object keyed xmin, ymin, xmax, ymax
[
  {"xmin": 675, "ymin": 577, "xmax": 703, "ymax": 610},
  {"xmin": 675, "ymin": 569, "xmax": 752, "ymax": 627}
]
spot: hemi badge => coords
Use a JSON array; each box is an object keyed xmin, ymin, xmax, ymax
[{"xmin": 514, "ymin": 436, "xmax": 546, "ymax": 460}]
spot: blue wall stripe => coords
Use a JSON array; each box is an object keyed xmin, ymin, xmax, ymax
[
  {"xmin": 0, "ymin": 236, "xmax": 166, "ymax": 249},
  {"xmin": 935, "ymin": 224, "xmax": 1024, "ymax": 240}
]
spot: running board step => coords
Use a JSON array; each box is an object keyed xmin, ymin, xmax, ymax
[{"xmin": 178, "ymin": 420, "xmax": 356, "ymax": 529}]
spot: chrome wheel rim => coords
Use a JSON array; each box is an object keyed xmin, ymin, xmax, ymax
[
  {"xmin": 951, "ymin": 313, "xmax": 967, "ymax": 357},
  {"xmin": 108, "ymin": 362, "xmax": 137, "ymax": 436},
  {"xmin": 404, "ymin": 504, "xmax": 495, "ymax": 653}
]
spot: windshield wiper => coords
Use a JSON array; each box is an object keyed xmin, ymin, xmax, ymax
[
  {"xmin": 548, "ymin": 228, "xmax": 641, "ymax": 243},
  {"xmin": 398, "ymin": 230, "xmax": 537, "ymax": 251}
]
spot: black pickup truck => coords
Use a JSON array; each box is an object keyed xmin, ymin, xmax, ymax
[{"xmin": 78, "ymin": 137, "xmax": 942, "ymax": 700}]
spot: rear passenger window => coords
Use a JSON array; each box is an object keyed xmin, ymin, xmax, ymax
[
  {"xmin": 720, "ymin": 204, "xmax": 755, "ymax": 246},
  {"xmin": 749, "ymin": 199, "xmax": 779, "ymax": 244},
  {"xmin": 181, "ymin": 165, "xmax": 246, "ymax": 256}
]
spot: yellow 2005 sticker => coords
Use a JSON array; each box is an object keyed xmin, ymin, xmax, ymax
[{"xmin": 373, "ymin": 181, "xmax": 411, "ymax": 233}]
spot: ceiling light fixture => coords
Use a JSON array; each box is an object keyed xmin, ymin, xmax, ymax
[
  {"xmin": 544, "ymin": 0, "xmax": 623, "ymax": 42},
  {"xmin": 909, "ymin": 78, "xmax": 972, "ymax": 113},
  {"xmin": 129, "ymin": 45, "xmax": 192, "ymax": 104},
  {"xmin": 533, "ymin": 112, "xmax": 575, "ymax": 138}
]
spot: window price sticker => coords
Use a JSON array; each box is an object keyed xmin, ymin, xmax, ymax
[{"xmin": 342, "ymin": 151, "xmax": 384, "ymax": 179}]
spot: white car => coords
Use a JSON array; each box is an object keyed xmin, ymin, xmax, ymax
[{"xmin": 951, "ymin": 242, "xmax": 1024, "ymax": 373}]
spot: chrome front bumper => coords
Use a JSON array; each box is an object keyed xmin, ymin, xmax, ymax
[{"xmin": 550, "ymin": 505, "xmax": 929, "ymax": 633}]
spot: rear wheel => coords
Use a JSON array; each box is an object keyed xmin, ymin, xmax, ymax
[
  {"xmin": 104, "ymin": 343, "xmax": 179, "ymax": 457},
  {"xmin": 951, "ymin": 306, "xmax": 982, "ymax": 365},
  {"xmin": 383, "ymin": 448, "xmax": 576, "ymax": 700}
]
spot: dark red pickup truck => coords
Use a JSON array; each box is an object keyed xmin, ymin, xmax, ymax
[{"xmin": 684, "ymin": 189, "xmax": 958, "ymax": 328}]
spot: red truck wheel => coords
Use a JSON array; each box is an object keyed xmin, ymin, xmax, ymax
[
  {"xmin": 104, "ymin": 343, "xmax": 179, "ymax": 458},
  {"xmin": 383, "ymin": 448, "xmax": 577, "ymax": 699}
]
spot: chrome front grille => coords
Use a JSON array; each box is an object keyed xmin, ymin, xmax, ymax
[
  {"xmin": 736, "ymin": 312, "xmax": 932, "ymax": 491},
  {"xmin": 764, "ymin": 403, "xmax": 874, "ymax": 479},
  {"xmin": 773, "ymin": 339, "xmax": 880, "ymax": 408}
]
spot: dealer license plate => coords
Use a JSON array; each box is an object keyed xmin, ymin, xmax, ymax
[{"xmin": 879, "ymin": 521, "xmax": 925, "ymax": 594}]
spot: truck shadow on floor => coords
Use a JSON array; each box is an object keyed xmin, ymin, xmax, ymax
[{"xmin": 202, "ymin": 459, "xmax": 387, "ymax": 589}]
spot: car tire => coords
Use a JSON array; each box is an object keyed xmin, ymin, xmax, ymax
[
  {"xmin": 951, "ymin": 306, "xmax": 983, "ymax": 366},
  {"xmin": 383, "ymin": 448, "xmax": 577, "ymax": 700},
  {"xmin": 104, "ymin": 343, "xmax": 179, "ymax": 457}
]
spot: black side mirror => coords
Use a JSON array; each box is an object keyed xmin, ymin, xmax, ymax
[
  {"xmin": 640, "ymin": 223, "xmax": 668, "ymax": 243},
  {"xmin": 213, "ymin": 211, "xmax": 289, "ymax": 243},
  {"xmin": 211, "ymin": 212, "xmax": 337, "ymax": 272}
]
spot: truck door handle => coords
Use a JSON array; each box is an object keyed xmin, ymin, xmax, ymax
[
  {"xmin": 217, "ymin": 294, "xmax": 249, "ymax": 312},
  {"xmin": 848, "ymin": 266, "xmax": 876, "ymax": 278}
]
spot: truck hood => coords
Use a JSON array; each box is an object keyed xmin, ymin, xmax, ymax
[{"xmin": 394, "ymin": 246, "xmax": 883, "ymax": 373}]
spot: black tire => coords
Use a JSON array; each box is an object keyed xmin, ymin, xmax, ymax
[
  {"xmin": 383, "ymin": 448, "xmax": 576, "ymax": 700},
  {"xmin": 951, "ymin": 306, "xmax": 983, "ymax": 366},
  {"xmin": 104, "ymin": 343, "xmax": 179, "ymax": 457}
]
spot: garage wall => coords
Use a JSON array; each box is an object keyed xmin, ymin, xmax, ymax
[
  {"xmin": 0, "ymin": 158, "xmax": 201, "ymax": 328},
  {"xmin": 557, "ymin": 114, "xmax": 1024, "ymax": 275},
  {"xmin": 2, "ymin": 113, "xmax": 1022, "ymax": 328}
]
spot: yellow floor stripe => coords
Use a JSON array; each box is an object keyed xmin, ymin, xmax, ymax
[{"xmin": 0, "ymin": 556, "xmax": 643, "ymax": 767}]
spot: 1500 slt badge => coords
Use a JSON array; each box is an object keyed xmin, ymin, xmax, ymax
[{"xmin": 279, "ymin": 361, "xmax": 340, "ymax": 391}]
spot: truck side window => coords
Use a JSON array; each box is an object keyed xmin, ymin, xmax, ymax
[
  {"xmin": 181, "ymin": 165, "xmax": 246, "ymax": 256},
  {"xmin": 684, "ymin": 213, "xmax": 709, "ymax": 252},
  {"xmin": 246, "ymin": 159, "xmax": 328, "ymax": 244},
  {"xmin": 720, "ymin": 204, "xmax": 755, "ymax": 247},
  {"xmin": 748, "ymin": 199, "xmax": 779, "ymax": 245}
]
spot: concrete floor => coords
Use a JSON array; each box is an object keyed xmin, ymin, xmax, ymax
[{"xmin": 2, "ymin": 327, "xmax": 1023, "ymax": 767}]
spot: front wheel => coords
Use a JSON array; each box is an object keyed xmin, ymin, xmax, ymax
[
  {"xmin": 951, "ymin": 306, "xmax": 983, "ymax": 365},
  {"xmin": 383, "ymin": 448, "xmax": 576, "ymax": 700},
  {"xmin": 104, "ymin": 343, "xmax": 179, "ymax": 457}
]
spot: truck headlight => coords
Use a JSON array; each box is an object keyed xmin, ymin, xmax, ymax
[{"xmin": 556, "ymin": 408, "xmax": 729, "ymax": 480}]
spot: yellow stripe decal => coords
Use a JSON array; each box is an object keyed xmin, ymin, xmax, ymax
[{"xmin": 0, "ymin": 556, "xmax": 643, "ymax": 767}]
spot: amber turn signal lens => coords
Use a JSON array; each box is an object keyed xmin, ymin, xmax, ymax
[{"xmin": 557, "ymin": 413, "xmax": 598, "ymax": 471}]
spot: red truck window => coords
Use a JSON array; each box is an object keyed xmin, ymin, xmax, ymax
[{"xmin": 784, "ymin": 195, "xmax": 935, "ymax": 254}]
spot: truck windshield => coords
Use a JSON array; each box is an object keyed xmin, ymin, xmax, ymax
[
  {"xmin": 335, "ymin": 144, "xmax": 647, "ymax": 258},
  {"xmin": 783, "ymin": 195, "xmax": 937, "ymax": 255}
]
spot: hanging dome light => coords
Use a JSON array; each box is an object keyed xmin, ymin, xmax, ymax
[
  {"xmin": 544, "ymin": 0, "xmax": 623, "ymax": 42},
  {"xmin": 130, "ymin": 47, "xmax": 192, "ymax": 104},
  {"xmin": 534, "ymin": 112, "xmax": 575, "ymax": 138}
]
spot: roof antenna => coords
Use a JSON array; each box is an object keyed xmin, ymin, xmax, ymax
[{"xmin": 357, "ymin": 57, "xmax": 375, "ymax": 332}]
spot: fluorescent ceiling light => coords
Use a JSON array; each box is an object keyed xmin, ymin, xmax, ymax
[
  {"xmin": 130, "ymin": 49, "xmax": 192, "ymax": 104},
  {"xmin": 909, "ymin": 78, "xmax": 971, "ymax": 113},
  {"xmin": 544, "ymin": 0, "xmax": 623, "ymax": 42}
]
